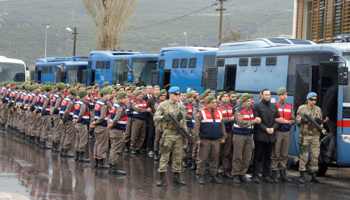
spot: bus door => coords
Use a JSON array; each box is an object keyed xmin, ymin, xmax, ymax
[
  {"xmin": 162, "ymin": 69, "xmax": 171, "ymax": 91},
  {"xmin": 224, "ymin": 64, "xmax": 237, "ymax": 92},
  {"xmin": 35, "ymin": 67, "xmax": 42, "ymax": 83},
  {"xmin": 205, "ymin": 66, "xmax": 217, "ymax": 91},
  {"xmin": 90, "ymin": 69, "xmax": 96, "ymax": 86}
]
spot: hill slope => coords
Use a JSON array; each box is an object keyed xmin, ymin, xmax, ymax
[{"xmin": 0, "ymin": 0, "xmax": 294, "ymax": 68}]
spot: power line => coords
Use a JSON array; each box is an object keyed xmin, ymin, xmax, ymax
[{"xmin": 128, "ymin": 4, "xmax": 216, "ymax": 31}]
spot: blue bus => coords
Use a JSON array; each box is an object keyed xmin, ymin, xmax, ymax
[
  {"xmin": 150, "ymin": 47, "xmax": 218, "ymax": 93},
  {"xmin": 34, "ymin": 57, "xmax": 88, "ymax": 85},
  {"xmin": 87, "ymin": 51, "xmax": 158, "ymax": 86},
  {"xmin": 214, "ymin": 37, "xmax": 350, "ymax": 175}
]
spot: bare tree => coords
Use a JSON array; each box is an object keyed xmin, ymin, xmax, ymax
[
  {"xmin": 221, "ymin": 17, "xmax": 250, "ymax": 43},
  {"xmin": 82, "ymin": 0, "xmax": 140, "ymax": 50}
]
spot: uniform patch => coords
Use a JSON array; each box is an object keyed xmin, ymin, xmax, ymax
[
  {"xmin": 94, "ymin": 104, "xmax": 101, "ymax": 111},
  {"xmin": 238, "ymin": 115, "xmax": 243, "ymax": 120},
  {"xmin": 61, "ymin": 100, "xmax": 68, "ymax": 106},
  {"xmin": 74, "ymin": 104, "xmax": 80, "ymax": 110},
  {"xmin": 135, "ymin": 105, "xmax": 139, "ymax": 108},
  {"xmin": 196, "ymin": 113, "xmax": 200, "ymax": 116},
  {"xmin": 118, "ymin": 108, "xmax": 123, "ymax": 112},
  {"xmin": 111, "ymin": 107, "xmax": 116, "ymax": 113}
]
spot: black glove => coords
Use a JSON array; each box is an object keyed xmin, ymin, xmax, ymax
[
  {"xmin": 163, "ymin": 116, "xmax": 172, "ymax": 123},
  {"xmin": 177, "ymin": 112, "xmax": 183, "ymax": 121},
  {"xmin": 301, "ymin": 117, "xmax": 309, "ymax": 124}
]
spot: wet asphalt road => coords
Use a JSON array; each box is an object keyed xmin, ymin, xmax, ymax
[{"xmin": 1, "ymin": 129, "xmax": 350, "ymax": 200}]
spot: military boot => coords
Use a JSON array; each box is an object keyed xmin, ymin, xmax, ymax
[
  {"xmin": 233, "ymin": 175, "xmax": 240, "ymax": 183},
  {"xmin": 41, "ymin": 142, "xmax": 51, "ymax": 149},
  {"xmin": 311, "ymin": 171, "xmax": 323, "ymax": 184},
  {"xmin": 272, "ymin": 170, "xmax": 279, "ymax": 183},
  {"xmin": 190, "ymin": 159, "xmax": 197, "ymax": 170},
  {"xmin": 108, "ymin": 164, "xmax": 126, "ymax": 175},
  {"xmin": 94, "ymin": 159, "xmax": 99, "ymax": 168},
  {"xmin": 239, "ymin": 175, "xmax": 251, "ymax": 183},
  {"xmin": 64, "ymin": 150, "xmax": 74, "ymax": 157},
  {"xmin": 222, "ymin": 169, "xmax": 233, "ymax": 179},
  {"xmin": 253, "ymin": 175, "xmax": 261, "ymax": 183},
  {"xmin": 198, "ymin": 175, "xmax": 205, "ymax": 185},
  {"xmin": 74, "ymin": 151, "xmax": 80, "ymax": 161},
  {"xmin": 154, "ymin": 151, "xmax": 160, "ymax": 161},
  {"xmin": 124, "ymin": 143, "xmax": 130, "ymax": 153},
  {"xmin": 88, "ymin": 129, "xmax": 94, "ymax": 139},
  {"xmin": 60, "ymin": 148, "xmax": 65, "ymax": 157},
  {"xmin": 98, "ymin": 159, "xmax": 109, "ymax": 169},
  {"xmin": 299, "ymin": 171, "xmax": 305, "ymax": 184},
  {"xmin": 182, "ymin": 158, "xmax": 188, "ymax": 168},
  {"xmin": 78, "ymin": 152, "xmax": 90, "ymax": 162},
  {"xmin": 209, "ymin": 175, "xmax": 222, "ymax": 184},
  {"xmin": 262, "ymin": 175, "xmax": 274, "ymax": 183},
  {"xmin": 280, "ymin": 170, "xmax": 291, "ymax": 183},
  {"xmin": 187, "ymin": 158, "xmax": 192, "ymax": 167},
  {"xmin": 157, "ymin": 172, "xmax": 165, "ymax": 186},
  {"xmin": 173, "ymin": 172, "xmax": 186, "ymax": 185}
]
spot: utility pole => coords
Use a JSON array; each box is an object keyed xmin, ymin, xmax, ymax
[
  {"xmin": 216, "ymin": 0, "xmax": 226, "ymax": 46},
  {"xmin": 72, "ymin": 27, "xmax": 78, "ymax": 56}
]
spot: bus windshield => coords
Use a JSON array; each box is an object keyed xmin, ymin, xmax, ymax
[
  {"xmin": 0, "ymin": 62, "xmax": 25, "ymax": 82},
  {"xmin": 113, "ymin": 60, "xmax": 129, "ymax": 85},
  {"xmin": 343, "ymin": 54, "xmax": 350, "ymax": 102},
  {"xmin": 132, "ymin": 58, "xmax": 157, "ymax": 86},
  {"xmin": 67, "ymin": 65, "xmax": 86, "ymax": 84}
]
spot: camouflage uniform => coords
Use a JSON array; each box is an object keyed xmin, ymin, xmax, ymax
[
  {"xmin": 154, "ymin": 99, "xmax": 187, "ymax": 173},
  {"xmin": 296, "ymin": 104, "xmax": 323, "ymax": 172}
]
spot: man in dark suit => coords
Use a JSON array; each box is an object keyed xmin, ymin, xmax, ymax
[
  {"xmin": 143, "ymin": 85, "xmax": 153, "ymax": 101},
  {"xmin": 146, "ymin": 85, "xmax": 160, "ymax": 156}
]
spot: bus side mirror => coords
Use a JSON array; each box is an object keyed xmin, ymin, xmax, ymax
[
  {"xmin": 339, "ymin": 67, "xmax": 348, "ymax": 85},
  {"xmin": 127, "ymin": 71, "xmax": 133, "ymax": 83}
]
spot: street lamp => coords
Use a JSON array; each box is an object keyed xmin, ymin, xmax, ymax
[
  {"xmin": 183, "ymin": 32, "xmax": 188, "ymax": 46},
  {"xmin": 66, "ymin": 27, "xmax": 78, "ymax": 56},
  {"xmin": 45, "ymin": 26, "xmax": 49, "ymax": 58}
]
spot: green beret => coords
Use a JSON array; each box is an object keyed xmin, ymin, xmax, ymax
[
  {"xmin": 186, "ymin": 91, "xmax": 194, "ymax": 98},
  {"xmin": 76, "ymin": 82, "xmax": 81, "ymax": 85},
  {"xmin": 93, "ymin": 84, "xmax": 99, "ymax": 89},
  {"xmin": 200, "ymin": 89, "xmax": 211, "ymax": 100},
  {"xmin": 100, "ymin": 88, "xmax": 110, "ymax": 95},
  {"xmin": 236, "ymin": 93, "xmax": 242, "ymax": 98},
  {"xmin": 241, "ymin": 94, "xmax": 251, "ymax": 102},
  {"xmin": 87, "ymin": 86, "xmax": 92, "ymax": 90},
  {"xmin": 67, "ymin": 86, "xmax": 72, "ymax": 89},
  {"xmin": 3, "ymin": 81, "xmax": 10, "ymax": 85},
  {"xmin": 112, "ymin": 86, "xmax": 117, "ymax": 90},
  {"xmin": 205, "ymin": 95, "xmax": 215, "ymax": 104},
  {"xmin": 258, "ymin": 92, "xmax": 262, "ymax": 99},
  {"xmin": 40, "ymin": 85, "xmax": 46, "ymax": 91},
  {"xmin": 57, "ymin": 82, "xmax": 66, "ymax": 89},
  {"xmin": 277, "ymin": 87, "xmax": 287, "ymax": 95},
  {"xmin": 46, "ymin": 85, "xmax": 54, "ymax": 91},
  {"xmin": 78, "ymin": 90, "xmax": 87, "ymax": 98},
  {"xmin": 140, "ymin": 86, "xmax": 145, "ymax": 90},
  {"xmin": 127, "ymin": 82, "xmax": 133, "ymax": 86},
  {"xmin": 135, "ymin": 90, "xmax": 143, "ymax": 96},
  {"xmin": 103, "ymin": 81, "xmax": 109, "ymax": 86},
  {"xmin": 131, "ymin": 86, "xmax": 137, "ymax": 92},
  {"xmin": 117, "ymin": 91, "xmax": 127, "ymax": 99},
  {"xmin": 25, "ymin": 85, "xmax": 30, "ymax": 90},
  {"xmin": 70, "ymin": 88, "xmax": 78, "ymax": 95},
  {"xmin": 28, "ymin": 85, "xmax": 33, "ymax": 91},
  {"xmin": 17, "ymin": 85, "xmax": 22, "ymax": 89},
  {"xmin": 117, "ymin": 86, "xmax": 124, "ymax": 91},
  {"xmin": 219, "ymin": 91, "xmax": 227, "ymax": 100},
  {"xmin": 10, "ymin": 81, "xmax": 16, "ymax": 86},
  {"xmin": 158, "ymin": 89, "xmax": 167, "ymax": 97}
]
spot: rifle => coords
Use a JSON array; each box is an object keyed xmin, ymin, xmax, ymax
[
  {"xmin": 303, "ymin": 114, "xmax": 335, "ymax": 142},
  {"xmin": 166, "ymin": 113, "xmax": 194, "ymax": 144}
]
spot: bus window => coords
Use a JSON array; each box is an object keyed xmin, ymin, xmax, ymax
[
  {"xmin": 189, "ymin": 58, "xmax": 196, "ymax": 68},
  {"xmin": 201, "ymin": 55, "xmax": 216, "ymax": 88},
  {"xmin": 88, "ymin": 61, "xmax": 92, "ymax": 69},
  {"xmin": 68, "ymin": 65, "xmax": 86, "ymax": 84},
  {"xmin": 42, "ymin": 66, "xmax": 48, "ymax": 74},
  {"xmin": 159, "ymin": 60, "xmax": 165, "ymax": 69},
  {"xmin": 113, "ymin": 59, "xmax": 129, "ymax": 85},
  {"xmin": 172, "ymin": 59, "xmax": 179, "ymax": 68},
  {"xmin": 239, "ymin": 58, "xmax": 248, "ymax": 66},
  {"xmin": 225, "ymin": 65, "xmax": 237, "ymax": 91},
  {"xmin": 49, "ymin": 66, "xmax": 52, "ymax": 74},
  {"xmin": 266, "ymin": 57, "xmax": 277, "ymax": 66},
  {"xmin": 101, "ymin": 61, "xmax": 105, "ymax": 69},
  {"xmin": 106, "ymin": 61, "xmax": 110, "ymax": 69},
  {"xmin": 96, "ymin": 61, "xmax": 100, "ymax": 69},
  {"xmin": 180, "ymin": 59, "xmax": 187, "ymax": 68},
  {"xmin": 133, "ymin": 58, "xmax": 158, "ymax": 86},
  {"xmin": 0, "ymin": 63, "xmax": 26, "ymax": 82},
  {"xmin": 294, "ymin": 65, "xmax": 310, "ymax": 112}
]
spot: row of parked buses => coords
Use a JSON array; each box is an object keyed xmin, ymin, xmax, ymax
[{"xmin": 33, "ymin": 36, "xmax": 350, "ymax": 175}]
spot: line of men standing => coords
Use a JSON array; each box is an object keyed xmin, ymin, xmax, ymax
[{"xmin": 0, "ymin": 80, "xmax": 330, "ymax": 186}]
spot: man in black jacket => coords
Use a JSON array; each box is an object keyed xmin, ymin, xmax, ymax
[{"xmin": 252, "ymin": 89, "xmax": 280, "ymax": 183}]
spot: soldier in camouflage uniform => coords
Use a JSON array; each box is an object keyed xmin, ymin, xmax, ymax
[
  {"xmin": 296, "ymin": 92, "xmax": 326, "ymax": 184},
  {"xmin": 153, "ymin": 89, "xmax": 167, "ymax": 161},
  {"xmin": 154, "ymin": 87, "xmax": 187, "ymax": 186}
]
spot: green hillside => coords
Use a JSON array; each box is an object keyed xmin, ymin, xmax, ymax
[{"xmin": 0, "ymin": 0, "xmax": 294, "ymax": 68}]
